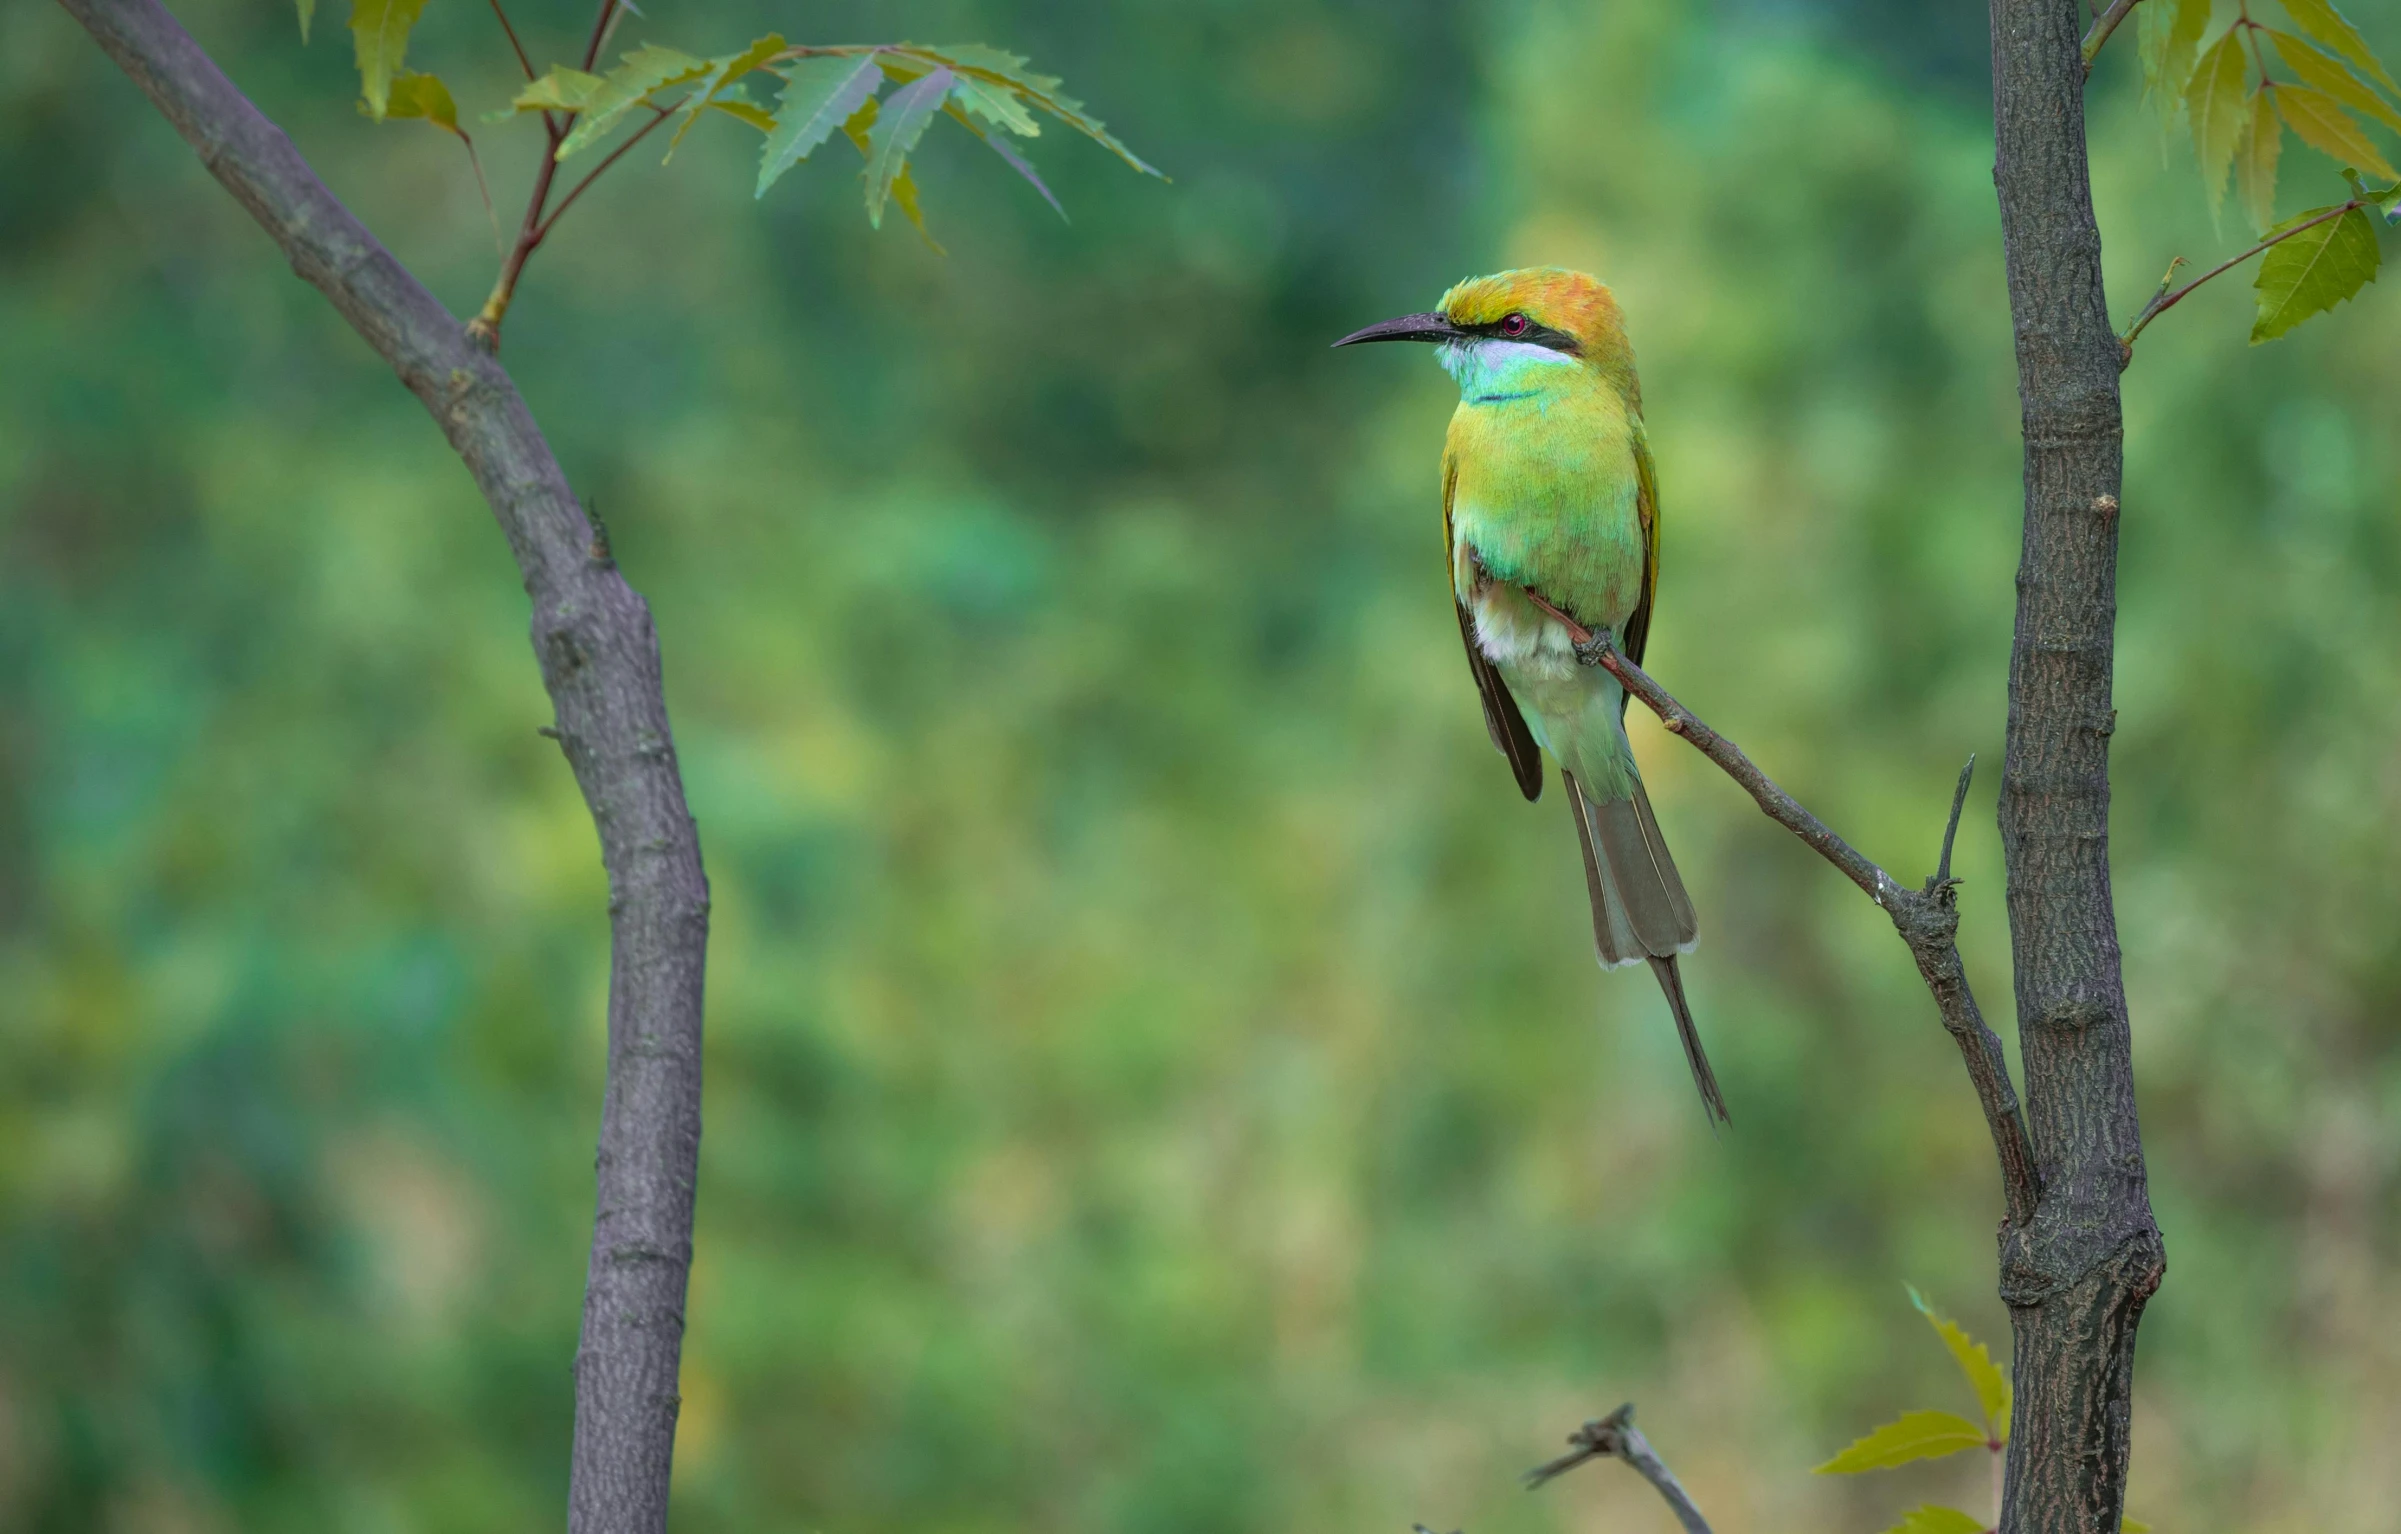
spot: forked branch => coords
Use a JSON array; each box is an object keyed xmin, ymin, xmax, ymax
[
  {"xmin": 1514, "ymin": 587, "xmax": 2040, "ymax": 1226},
  {"xmin": 1525, "ymin": 1403, "xmax": 1712, "ymax": 1534}
]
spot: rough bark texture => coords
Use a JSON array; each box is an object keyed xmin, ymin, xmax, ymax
[
  {"xmin": 1986, "ymin": 4, "xmax": 2166, "ymax": 1533},
  {"xmin": 59, "ymin": 1, "xmax": 710, "ymax": 1529}
]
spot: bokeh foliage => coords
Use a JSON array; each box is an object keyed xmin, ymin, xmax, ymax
[{"xmin": 3, "ymin": 1, "xmax": 2398, "ymax": 1532}]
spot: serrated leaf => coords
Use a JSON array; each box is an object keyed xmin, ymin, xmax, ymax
[
  {"xmin": 710, "ymin": 97, "xmax": 775, "ymax": 133},
  {"xmin": 1907, "ymin": 1287, "xmax": 2012, "ymax": 1436},
  {"xmin": 2253, "ymin": 203, "xmax": 2380, "ymax": 341},
  {"xmin": 380, "ymin": 70, "xmax": 461, "ymax": 136},
  {"xmin": 951, "ymin": 73, "xmax": 1041, "ymax": 136},
  {"xmin": 756, "ymin": 54, "xmax": 884, "ymax": 197},
  {"xmin": 348, "ymin": 0, "xmax": 428, "ymax": 118},
  {"xmin": 2277, "ymin": 83, "xmax": 2400, "ymax": 178},
  {"xmin": 890, "ymin": 162, "xmax": 945, "ymax": 252},
  {"xmin": 1881, "ymin": 1508, "xmax": 1987, "ymax": 1534},
  {"xmin": 2187, "ymin": 30, "xmax": 2252, "ymax": 221},
  {"xmin": 493, "ymin": 67, "xmax": 603, "ymax": 121},
  {"xmin": 556, "ymin": 43, "xmax": 708, "ymax": 159},
  {"xmin": 297, "ymin": 0, "xmax": 315, "ymax": 45},
  {"xmin": 2281, "ymin": 0, "xmax": 2399, "ymax": 94},
  {"xmin": 943, "ymin": 101, "xmax": 1065, "ymax": 219},
  {"xmin": 863, "ymin": 65, "xmax": 952, "ymax": 227},
  {"xmin": 2238, "ymin": 87, "xmax": 2284, "ymax": 230},
  {"xmin": 923, "ymin": 42, "xmax": 1164, "ymax": 178},
  {"xmin": 1814, "ymin": 1411, "xmax": 1990, "ymax": 1474},
  {"xmin": 841, "ymin": 96, "xmax": 878, "ymax": 157},
  {"xmin": 2270, "ymin": 30, "xmax": 2401, "ymax": 133},
  {"xmin": 2140, "ymin": 0, "xmax": 2214, "ymax": 127},
  {"xmin": 665, "ymin": 34, "xmax": 787, "ymax": 160}
]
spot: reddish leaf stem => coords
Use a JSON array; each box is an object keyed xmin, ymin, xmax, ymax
[
  {"xmin": 580, "ymin": 0, "xmax": 621, "ymax": 71},
  {"xmin": 487, "ymin": 0, "xmax": 538, "ymax": 81},
  {"xmin": 485, "ymin": 0, "xmax": 561, "ymax": 139},
  {"xmin": 536, "ymin": 105, "xmax": 673, "ymax": 242},
  {"xmin": 468, "ymin": 110, "xmax": 568, "ymax": 351},
  {"xmin": 2119, "ymin": 197, "xmax": 2362, "ymax": 359}
]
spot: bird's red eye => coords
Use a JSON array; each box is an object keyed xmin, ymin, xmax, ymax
[{"xmin": 1500, "ymin": 313, "xmax": 1530, "ymax": 336}]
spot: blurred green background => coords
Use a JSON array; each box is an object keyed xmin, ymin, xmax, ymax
[{"xmin": 5, "ymin": 0, "xmax": 2399, "ymax": 1530}]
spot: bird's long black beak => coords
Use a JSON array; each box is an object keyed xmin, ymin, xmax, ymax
[{"xmin": 1331, "ymin": 311, "xmax": 1460, "ymax": 348}]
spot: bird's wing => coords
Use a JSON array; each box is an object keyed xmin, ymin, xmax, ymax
[
  {"xmin": 1620, "ymin": 419, "xmax": 1661, "ymax": 673},
  {"xmin": 1444, "ymin": 450, "xmax": 1543, "ymax": 801}
]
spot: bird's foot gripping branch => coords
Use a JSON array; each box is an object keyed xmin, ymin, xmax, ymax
[{"xmin": 1511, "ymin": 585, "xmax": 2041, "ymax": 1228}]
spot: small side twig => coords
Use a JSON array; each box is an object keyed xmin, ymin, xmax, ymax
[
  {"xmin": 1935, "ymin": 753, "xmax": 1975, "ymax": 889},
  {"xmin": 1525, "ymin": 1404, "xmax": 1711, "ymax": 1534},
  {"xmin": 2119, "ymin": 199, "xmax": 2363, "ymax": 362},
  {"xmin": 2081, "ymin": 0, "xmax": 2143, "ymax": 75},
  {"xmin": 1512, "ymin": 583, "xmax": 2042, "ymax": 1226}
]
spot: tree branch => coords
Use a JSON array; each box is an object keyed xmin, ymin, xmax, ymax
[
  {"xmin": 1524, "ymin": 1404, "xmax": 1711, "ymax": 1534},
  {"xmin": 1509, "ymin": 591, "xmax": 2042, "ymax": 1226},
  {"xmin": 57, "ymin": 2, "xmax": 711, "ymax": 1530}
]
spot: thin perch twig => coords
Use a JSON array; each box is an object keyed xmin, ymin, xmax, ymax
[
  {"xmin": 1512, "ymin": 584, "xmax": 2041, "ymax": 1226},
  {"xmin": 1525, "ymin": 1404, "xmax": 1712, "ymax": 1534}
]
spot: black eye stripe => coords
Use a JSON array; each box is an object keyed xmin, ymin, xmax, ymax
[{"xmin": 1457, "ymin": 316, "xmax": 1581, "ymax": 354}]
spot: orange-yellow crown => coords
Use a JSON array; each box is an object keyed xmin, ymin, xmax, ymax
[{"xmin": 1437, "ymin": 267, "xmax": 1639, "ymax": 406}]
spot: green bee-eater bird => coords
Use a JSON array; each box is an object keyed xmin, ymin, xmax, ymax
[{"xmin": 1336, "ymin": 267, "xmax": 1725, "ymax": 1123}]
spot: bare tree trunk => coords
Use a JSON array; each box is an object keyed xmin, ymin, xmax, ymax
[
  {"xmin": 1985, "ymin": 4, "xmax": 2166, "ymax": 1532},
  {"xmin": 58, "ymin": 1, "xmax": 709, "ymax": 1529}
]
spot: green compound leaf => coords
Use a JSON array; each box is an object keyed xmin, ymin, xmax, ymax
[
  {"xmin": 557, "ymin": 44, "xmax": 709, "ymax": 159},
  {"xmin": 1907, "ymin": 1286, "xmax": 2011, "ymax": 1437},
  {"xmin": 2270, "ymin": 29, "xmax": 2401, "ymax": 133},
  {"xmin": 2280, "ymin": 0, "xmax": 2399, "ymax": 94},
  {"xmin": 1880, "ymin": 1508, "xmax": 1987, "ymax": 1534},
  {"xmin": 2139, "ymin": 0, "xmax": 2214, "ymax": 128},
  {"xmin": 926, "ymin": 43, "xmax": 1164, "ymax": 177},
  {"xmin": 492, "ymin": 66, "xmax": 603, "ymax": 121},
  {"xmin": 950, "ymin": 72, "xmax": 1042, "ymax": 136},
  {"xmin": 2187, "ymin": 29, "xmax": 2251, "ymax": 222},
  {"xmin": 756, "ymin": 54, "xmax": 885, "ymax": 198},
  {"xmin": 2253, "ymin": 203, "xmax": 2381, "ymax": 342},
  {"xmin": 666, "ymin": 34, "xmax": 787, "ymax": 160},
  {"xmin": 890, "ymin": 162, "xmax": 944, "ymax": 252},
  {"xmin": 1813, "ymin": 1411, "xmax": 1990, "ymax": 1474},
  {"xmin": 863, "ymin": 65, "xmax": 952, "ymax": 227},
  {"xmin": 380, "ymin": 70, "xmax": 461, "ymax": 135},
  {"xmin": 2238, "ymin": 87, "xmax": 2284, "ymax": 232},
  {"xmin": 348, "ymin": 0, "xmax": 428, "ymax": 118},
  {"xmin": 840, "ymin": 95, "xmax": 878, "ymax": 157},
  {"xmin": 2276, "ymin": 83, "xmax": 2399, "ymax": 179},
  {"xmin": 943, "ymin": 100, "xmax": 1065, "ymax": 218},
  {"xmin": 709, "ymin": 95, "xmax": 775, "ymax": 134}
]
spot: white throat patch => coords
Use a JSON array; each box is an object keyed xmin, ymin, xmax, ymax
[{"xmin": 1437, "ymin": 338, "xmax": 1580, "ymax": 401}]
